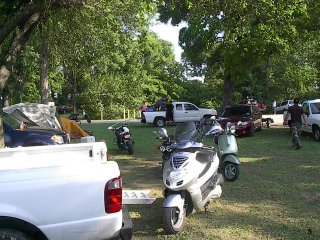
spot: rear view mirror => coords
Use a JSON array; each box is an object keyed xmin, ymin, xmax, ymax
[{"xmin": 158, "ymin": 128, "xmax": 168, "ymax": 138}]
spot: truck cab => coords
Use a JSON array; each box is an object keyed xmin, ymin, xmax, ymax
[{"xmin": 301, "ymin": 99, "xmax": 320, "ymax": 141}]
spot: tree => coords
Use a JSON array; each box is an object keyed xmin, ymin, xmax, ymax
[
  {"xmin": 158, "ymin": 0, "xmax": 319, "ymax": 108},
  {"xmin": 0, "ymin": 0, "xmax": 160, "ymax": 147}
]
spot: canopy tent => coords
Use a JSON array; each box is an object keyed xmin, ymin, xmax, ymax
[{"xmin": 3, "ymin": 103, "xmax": 62, "ymax": 129}]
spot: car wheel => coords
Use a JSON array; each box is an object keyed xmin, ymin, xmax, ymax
[
  {"xmin": 0, "ymin": 228, "xmax": 31, "ymax": 240},
  {"xmin": 204, "ymin": 116, "xmax": 213, "ymax": 125},
  {"xmin": 154, "ymin": 117, "xmax": 166, "ymax": 127},
  {"xmin": 313, "ymin": 126, "xmax": 320, "ymax": 141}
]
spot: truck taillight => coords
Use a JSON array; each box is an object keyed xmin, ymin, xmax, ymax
[{"xmin": 104, "ymin": 176, "xmax": 122, "ymax": 213}]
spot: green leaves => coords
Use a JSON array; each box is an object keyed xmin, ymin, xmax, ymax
[{"xmin": 158, "ymin": 0, "xmax": 320, "ymax": 107}]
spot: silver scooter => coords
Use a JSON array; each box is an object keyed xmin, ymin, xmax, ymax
[
  {"xmin": 158, "ymin": 122, "xmax": 224, "ymax": 234},
  {"xmin": 206, "ymin": 120, "xmax": 240, "ymax": 182}
]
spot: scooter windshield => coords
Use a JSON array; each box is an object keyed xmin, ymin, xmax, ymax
[{"xmin": 174, "ymin": 122, "xmax": 198, "ymax": 142}]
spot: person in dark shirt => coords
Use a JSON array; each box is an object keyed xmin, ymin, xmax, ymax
[
  {"xmin": 165, "ymin": 100, "xmax": 174, "ymax": 124},
  {"xmin": 284, "ymin": 99, "xmax": 307, "ymax": 149}
]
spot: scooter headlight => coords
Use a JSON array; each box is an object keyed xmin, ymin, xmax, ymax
[
  {"xmin": 160, "ymin": 146, "xmax": 166, "ymax": 152},
  {"xmin": 226, "ymin": 122, "xmax": 236, "ymax": 134},
  {"xmin": 168, "ymin": 169, "xmax": 188, "ymax": 182},
  {"xmin": 237, "ymin": 121, "xmax": 249, "ymax": 126}
]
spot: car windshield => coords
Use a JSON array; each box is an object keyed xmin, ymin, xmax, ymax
[
  {"xmin": 3, "ymin": 113, "xmax": 23, "ymax": 129},
  {"xmin": 222, "ymin": 107, "xmax": 250, "ymax": 117},
  {"xmin": 310, "ymin": 102, "xmax": 320, "ymax": 114}
]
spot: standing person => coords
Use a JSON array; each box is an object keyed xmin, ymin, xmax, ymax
[
  {"xmin": 272, "ymin": 100, "xmax": 277, "ymax": 114},
  {"xmin": 165, "ymin": 100, "xmax": 174, "ymax": 124},
  {"xmin": 283, "ymin": 99, "xmax": 307, "ymax": 150},
  {"xmin": 139, "ymin": 101, "xmax": 147, "ymax": 118},
  {"xmin": 158, "ymin": 97, "xmax": 166, "ymax": 111}
]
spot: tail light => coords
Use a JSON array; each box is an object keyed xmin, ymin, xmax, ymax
[{"xmin": 104, "ymin": 176, "xmax": 122, "ymax": 213}]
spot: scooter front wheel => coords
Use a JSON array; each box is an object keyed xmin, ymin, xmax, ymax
[
  {"xmin": 163, "ymin": 207, "xmax": 186, "ymax": 234},
  {"xmin": 223, "ymin": 162, "xmax": 240, "ymax": 182}
]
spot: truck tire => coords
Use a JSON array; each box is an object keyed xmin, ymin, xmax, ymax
[
  {"xmin": 313, "ymin": 126, "xmax": 320, "ymax": 141},
  {"xmin": 0, "ymin": 228, "xmax": 31, "ymax": 240},
  {"xmin": 204, "ymin": 116, "xmax": 213, "ymax": 125},
  {"xmin": 154, "ymin": 117, "xmax": 166, "ymax": 127}
]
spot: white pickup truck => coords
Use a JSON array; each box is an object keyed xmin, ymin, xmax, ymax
[
  {"xmin": 141, "ymin": 102, "xmax": 217, "ymax": 127},
  {"xmin": 0, "ymin": 142, "xmax": 132, "ymax": 240},
  {"xmin": 301, "ymin": 99, "xmax": 320, "ymax": 141}
]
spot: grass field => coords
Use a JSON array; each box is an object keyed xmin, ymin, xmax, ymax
[{"xmin": 82, "ymin": 122, "xmax": 320, "ymax": 240}]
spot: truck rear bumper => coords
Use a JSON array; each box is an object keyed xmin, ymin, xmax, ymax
[{"xmin": 39, "ymin": 211, "xmax": 123, "ymax": 240}]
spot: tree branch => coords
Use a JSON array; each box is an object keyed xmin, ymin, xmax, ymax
[{"xmin": 0, "ymin": 13, "xmax": 41, "ymax": 90}]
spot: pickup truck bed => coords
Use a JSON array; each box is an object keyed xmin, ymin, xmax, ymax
[{"xmin": 0, "ymin": 143, "xmax": 131, "ymax": 240}]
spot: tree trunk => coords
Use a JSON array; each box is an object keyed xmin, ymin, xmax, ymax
[
  {"xmin": 222, "ymin": 72, "xmax": 233, "ymax": 110},
  {"xmin": 0, "ymin": 13, "xmax": 41, "ymax": 91},
  {"xmin": 0, "ymin": 13, "xmax": 40, "ymax": 148},
  {"xmin": 40, "ymin": 37, "xmax": 49, "ymax": 104}
]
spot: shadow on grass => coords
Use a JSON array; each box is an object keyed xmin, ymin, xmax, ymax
[{"xmin": 82, "ymin": 123, "xmax": 320, "ymax": 239}]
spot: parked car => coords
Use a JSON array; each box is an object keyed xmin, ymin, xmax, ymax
[
  {"xmin": 275, "ymin": 100, "xmax": 294, "ymax": 113},
  {"xmin": 3, "ymin": 112, "xmax": 69, "ymax": 147},
  {"xmin": 69, "ymin": 112, "xmax": 91, "ymax": 123},
  {"xmin": 57, "ymin": 105, "xmax": 72, "ymax": 114},
  {"xmin": 217, "ymin": 104, "xmax": 262, "ymax": 137},
  {"xmin": 301, "ymin": 99, "xmax": 320, "ymax": 141}
]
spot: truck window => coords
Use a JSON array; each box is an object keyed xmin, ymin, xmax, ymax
[
  {"xmin": 176, "ymin": 104, "xmax": 183, "ymax": 110},
  {"xmin": 310, "ymin": 102, "xmax": 320, "ymax": 114},
  {"xmin": 184, "ymin": 104, "xmax": 198, "ymax": 111}
]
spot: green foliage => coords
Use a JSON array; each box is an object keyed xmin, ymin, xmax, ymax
[
  {"xmin": 3, "ymin": 0, "xmax": 188, "ymax": 119},
  {"xmin": 158, "ymin": 0, "xmax": 320, "ymax": 106}
]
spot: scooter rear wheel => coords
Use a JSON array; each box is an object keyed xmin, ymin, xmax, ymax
[
  {"xmin": 163, "ymin": 207, "xmax": 186, "ymax": 234},
  {"xmin": 127, "ymin": 140, "xmax": 134, "ymax": 155}
]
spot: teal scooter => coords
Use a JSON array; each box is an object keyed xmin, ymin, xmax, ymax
[{"xmin": 206, "ymin": 119, "xmax": 240, "ymax": 182}]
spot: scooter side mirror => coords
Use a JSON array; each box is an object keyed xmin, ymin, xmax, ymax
[{"xmin": 158, "ymin": 128, "xmax": 168, "ymax": 138}]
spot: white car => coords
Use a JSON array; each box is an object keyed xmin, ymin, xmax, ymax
[
  {"xmin": 301, "ymin": 99, "xmax": 320, "ymax": 141},
  {"xmin": 275, "ymin": 100, "xmax": 294, "ymax": 113}
]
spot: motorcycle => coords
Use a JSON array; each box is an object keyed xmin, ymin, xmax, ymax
[
  {"xmin": 157, "ymin": 121, "xmax": 224, "ymax": 234},
  {"xmin": 108, "ymin": 123, "xmax": 134, "ymax": 155},
  {"xmin": 206, "ymin": 120, "xmax": 240, "ymax": 182}
]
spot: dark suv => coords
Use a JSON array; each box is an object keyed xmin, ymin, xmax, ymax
[
  {"xmin": 217, "ymin": 104, "xmax": 262, "ymax": 136},
  {"xmin": 3, "ymin": 113, "xmax": 69, "ymax": 147}
]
